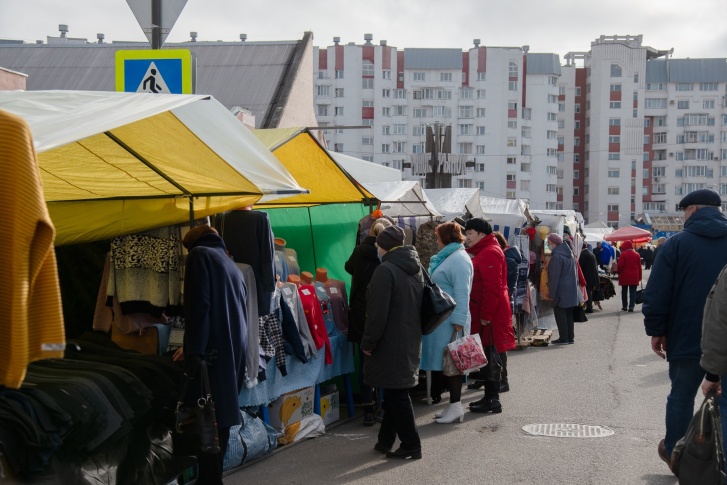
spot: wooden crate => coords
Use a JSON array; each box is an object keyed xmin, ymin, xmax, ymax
[{"xmin": 529, "ymin": 329, "xmax": 553, "ymax": 347}]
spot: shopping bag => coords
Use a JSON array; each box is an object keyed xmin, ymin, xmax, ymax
[
  {"xmin": 443, "ymin": 331, "xmax": 462, "ymax": 377},
  {"xmin": 172, "ymin": 360, "xmax": 220, "ymax": 456},
  {"xmin": 671, "ymin": 390, "xmax": 725, "ymax": 485},
  {"xmin": 447, "ymin": 333, "xmax": 488, "ymax": 374},
  {"xmin": 635, "ymin": 283, "xmax": 645, "ymax": 305}
]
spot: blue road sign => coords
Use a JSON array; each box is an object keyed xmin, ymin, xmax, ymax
[{"xmin": 116, "ymin": 49, "xmax": 193, "ymax": 94}]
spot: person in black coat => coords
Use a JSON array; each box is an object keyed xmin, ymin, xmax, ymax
[
  {"xmin": 173, "ymin": 225, "xmax": 248, "ymax": 484},
  {"xmin": 345, "ymin": 218, "xmax": 392, "ymax": 425},
  {"xmin": 579, "ymin": 242, "xmax": 600, "ymax": 313}
]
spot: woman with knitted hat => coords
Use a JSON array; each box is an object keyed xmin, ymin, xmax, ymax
[
  {"xmin": 546, "ymin": 233, "xmax": 579, "ymax": 344},
  {"xmin": 361, "ymin": 225, "xmax": 425, "ymax": 459}
]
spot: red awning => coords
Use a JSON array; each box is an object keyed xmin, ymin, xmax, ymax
[{"xmin": 603, "ymin": 226, "xmax": 653, "ymax": 244}]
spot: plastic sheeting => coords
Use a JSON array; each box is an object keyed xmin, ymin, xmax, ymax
[
  {"xmin": 425, "ymin": 188, "xmax": 486, "ymax": 221},
  {"xmin": 0, "ymin": 90, "xmax": 306, "ymax": 245},
  {"xmin": 479, "ymin": 196, "xmax": 532, "ymax": 244},
  {"xmin": 330, "ymin": 152, "xmax": 402, "ymax": 183},
  {"xmin": 531, "ymin": 209, "xmax": 584, "ymax": 238},
  {"xmin": 363, "ymin": 181, "xmax": 441, "ymax": 219}
]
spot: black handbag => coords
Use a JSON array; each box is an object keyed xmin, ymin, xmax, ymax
[
  {"xmin": 420, "ymin": 264, "xmax": 457, "ymax": 335},
  {"xmin": 573, "ymin": 305, "xmax": 588, "ymax": 323},
  {"xmin": 635, "ymin": 283, "xmax": 645, "ymax": 305},
  {"xmin": 172, "ymin": 360, "xmax": 220, "ymax": 456},
  {"xmin": 672, "ymin": 390, "xmax": 725, "ymax": 484}
]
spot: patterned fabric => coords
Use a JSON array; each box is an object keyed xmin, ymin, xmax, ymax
[
  {"xmin": 259, "ymin": 313, "xmax": 287, "ymax": 377},
  {"xmin": 108, "ymin": 226, "xmax": 182, "ymax": 317},
  {"xmin": 415, "ymin": 221, "xmax": 440, "ymax": 269},
  {"xmin": 0, "ymin": 109, "xmax": 65, "ymax": 388}
]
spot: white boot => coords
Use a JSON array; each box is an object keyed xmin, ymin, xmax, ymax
[
  {"xmin": 433, "ymin": 403, "xmax": 450, "ymax": 419},
  {"xmin": 435, "ymin": 402, "xmax": 464, "ymax": 424}
]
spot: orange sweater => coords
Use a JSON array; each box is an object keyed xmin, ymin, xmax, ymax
[{"xmin": 0, "ymin": 109, "xmax": 65, "ymax": 388}]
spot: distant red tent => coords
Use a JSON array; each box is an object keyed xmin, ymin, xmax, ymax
[{"xmin": 603, "ymin": 226, "xmax": 653, "ymax": 244}]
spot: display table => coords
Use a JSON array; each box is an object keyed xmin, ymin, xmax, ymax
[{"xmin": 238, "ymin": 333, "xmax": 355, "ymax": 410}]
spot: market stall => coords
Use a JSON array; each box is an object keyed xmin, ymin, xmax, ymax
[
  {"xmin": 425, "ymin": 188, "xmax": 486, "ymax": 221},
  {"xmin": 479, "ymin": 195, "xmax": 533, "ymax": 244},
  {"xmin": 604, "ymin": 225, "xmax": 653, "ymax": 244},
  {"xmin": 0, "ymin": 91, "xmax": 309, "ymax": 482}
]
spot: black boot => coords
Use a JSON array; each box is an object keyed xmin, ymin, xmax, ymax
[
  {"xmin": 468, "ymin": 391, "xmax": 487, "ymax": 408},
  {"xmin": 470, "ymin": 382, "xmax": 502, "ymax": 413}
]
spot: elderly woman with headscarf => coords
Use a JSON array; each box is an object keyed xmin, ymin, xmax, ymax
[{"xmin": 546, "ymin": 233, "xmax": 579, "ymax": 345}]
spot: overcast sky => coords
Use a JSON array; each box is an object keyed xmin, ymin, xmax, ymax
[{"xmin": 2, "ymin": 0, "xmax": 726, "ymax": 60}]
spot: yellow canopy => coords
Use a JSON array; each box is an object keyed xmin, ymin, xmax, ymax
[
  {"xmin": 0, "ymin": 91, "xmax": 306, "ymax": 245},
  {"xmin": 253, "ymin": 128, "xmax": 376, "ymax": 207}
]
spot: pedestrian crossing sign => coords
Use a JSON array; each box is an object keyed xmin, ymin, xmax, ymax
[{"xmin": 115, "ymin": 49, "xmax": 193, "ymax": 94}]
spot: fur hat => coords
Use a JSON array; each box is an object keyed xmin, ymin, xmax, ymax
[
  {"xmin": 464, "ymin": 218, "xmax": 492, "ymax": 235},
  {"xmin": 376, "ymin": 225, "xmax": 405, "ymax": 251},
  {"xmin": 547, "ymin": 233, "xmax": 563, "ymax": 247}
]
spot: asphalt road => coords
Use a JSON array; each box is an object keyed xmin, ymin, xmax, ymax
[{"xmin": 225, "ymin": 271, "xmax": 680, "ymax": 485}]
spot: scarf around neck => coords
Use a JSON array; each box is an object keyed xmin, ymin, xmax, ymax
[{"xmin": 428, "ymin": 242, "xmax": 463, "ymax": 274}]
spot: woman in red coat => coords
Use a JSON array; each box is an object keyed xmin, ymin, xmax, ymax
[
  {"xmin": 615, "ymin": 240, "xmax": 642, "ymax": 312},
  {"xmin": 464, "ymin": 218, "xmax": 516, "ymax": 414}
]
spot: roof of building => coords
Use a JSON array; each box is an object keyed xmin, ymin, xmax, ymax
[
  {"xmin": 646, "ymin": 58, "xmax": 727, "ymax": 83},
  {"xmin": 403, "ymin": 48, "xmax": 462, "ymax": 70},
  {"xmin": 526, "ymin": 53, "xmax": 561, "ymax": 75},
  {"xmin": 0, "ymin": 34, "xmax": 312, "ymax": 128}
]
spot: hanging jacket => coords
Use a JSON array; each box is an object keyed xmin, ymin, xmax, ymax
[{"xmin": 298, "ymin": 285, "xmax": 332, "ymax": 364}]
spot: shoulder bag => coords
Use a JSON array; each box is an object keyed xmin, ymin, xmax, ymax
[
  {"xmin": 172, "ymin": 360, "xmax": 220, "ymax": 456},
  {"xmin": 420, "ymin": 264, "xmax": 456, "ymax": 335}
]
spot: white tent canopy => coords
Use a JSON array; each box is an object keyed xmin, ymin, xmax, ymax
[
  {"xmin": 329, "ymin": 152, "xmax": 401, "ymax": 183},
  {"xmin": 479, "ymin": 196, "xmax": 532, "ymax": 243},
  {"xmin": 425, "ymin": 188, "xmax": 486, "ymax": 221},
  {"xmin": 0, "ymin": 90, "xmax": 306, "ymax": 244},
  {"xmin": 531, "ymin": 209, "xmax": 584, "ymax": 238},
  {"xmin": 582, "ymin": 221, "xmax": 614, "ymax": 243},
  {"xmin": 363, "ymin": 181, "xmax": 441, "ymax": 219}
]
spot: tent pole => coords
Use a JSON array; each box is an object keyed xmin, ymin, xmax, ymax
[
  {"xmin": 189, "ymin": 197, "xmax": 195, "ymax": 228},
  {"xmin": 308, "ymin": 206, "xmax": 317, "ymax": 269}
]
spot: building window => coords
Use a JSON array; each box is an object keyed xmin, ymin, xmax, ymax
[
  {"xmin": 676, "ymin": 83, "xmax": 692, "ymax": 91},
  {"xmin": 476, "ymin": 108, "xmax": 486, "ymax": 117},
  {"xmin": 459, "ymin": 106, "xmax": 474, "ymax": 118},
  {"xmin": 459, "ymin": 88, "xmax": 474, "ymax": 99},
  {"xmin": 610, "ymin": 84, "xmax": 622, "ymax": 92},
  {"xmin": 382, "ymin": 125, "xmax": 390, "ymax": 135},
  {"xmin": 609, "ymin": 136, "xmax": 620, "ymax": 144},
  {"xmin": 440, "ymin": 72, "xmax": 452, "ymax": 82},
  {"xmin": 317, "ymin": 105, "xmax": 329, "ymax": 116},
  {"xmin": 520, "ymin": 180, "xmax": 530, "ymax": 191},
  {"xmin": 608, "ymin": 169, "xmax": 620, "ymax": 178},
  {"xmin": 704, "ymin": 99, "xmax": 716, "ymax": 109},
  {"xmin": 477, "ymin": 72, "xmax": 486, "ymax": 81},
  {"xmin": 394, "ymin": 105, "xmax": 407, "ymax": 116},
  {"xmin": 334, "ymin": 107, "xmax": 344, "ymax": 116},
  {"xmin": 610, "ymin": 64, "xmax": 622, "ymax": 77},
  {"xmin": 393, "ymin": 142, "xmax": 406, "ymax": 153},
  {"xmin": 700, "ymin": 82, "xmax": 717, "ymax": 91},
  {"xmin": 413, "ymin": 108, "xmax": 426, "ymax": 118},
  {"xmin": 508, "ymin": 120, "xmax": 518, "ymax": 129},
  {"xmin": 477, "ymin": 89, "xmax": 486, "ymax": 99},
  {"xmin": 508, "ymin": 81, "xmax": 518, "ymax": 91},
  {"xmin": 392, "ymin": 124, "xmax": 406, "ymax": 135},
  {"xmin": 677, "ymin": 100, "xmax": 690, "ymax": 109},
  {"xmin": 382, "ymin": 89, "xmax": 390, "ymax": 98},
  {"xmin": 476, "ymin": 163, "xmax": 485, "ymax": 172},
  {"xmin": 476, "ymin": 145, "xmax": 485, "ymax": 154},
  {"xmin": 608, "ymin": 152, "xmax": 620, "ymax": 160},
  {"xmin": 382, "ymin": 70, "xmax": 391, "ymax": 80},
  {"xmin": 476, "ymin": 126, "xmax": 486, "ymax": 135},
  {"xmin": 458, "ymin": 124, "xmax": 473, "ymax": 135},
  {"xmin": 335, "ymin": 70, "xmax": 344, "ymax": 79},
  {"xmin": 412, "ymin": 143, "xmax": 424, "ymax": 154},
  {"xmin": 507, "ymin": 138, "xmax": 517, "ymax": 147},
  {"xmin": 381, "ymin": 144, "xmax": 390, "ymax": 153},
  {"xmin": 608, "ymin": 187, "xmax": 620, "ymax": 195},
  {"xmin": 608, "ymin": 204, "xmax": 619, "ymax": 212},
  {"xmin": 362, "ymin": 137, "xmax": 373, "ymax": 145},
  {"xmin": 610, "ymin": 102, "xmax": 621, "ymax": 109},
  {"xmin": 521, "ymin": 162, "xmax": 531, "ymax": 172},
  {"xmin": 413, "ymin": 72, "xmax": 425, "ymax": 81},
  {"xmin": 382, "ymin": 107, "xmax": 390, "ymax": 116},
  {"xmin": 317, "ymin": 85, "xmax": 331, "ymax": 96},
  {"xmin": 362, "ymin": 78, "xmax": 373, "ymax": 89},
  {"xmin": 457, "ymin": 143, "xmax": 472, "ymax": 154}
]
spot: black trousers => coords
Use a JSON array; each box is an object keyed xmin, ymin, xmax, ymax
[
  {"xmin": 621, "ymin": 285, "xmax": 637, "ymax": 310},
  {"xmin": 196, "ymin": 426, "xmax": 230, "ymax": 485},
  {"xmin": 554, "ymin": 306, "xmax": 575, "ymax": 341},
  {"xmin": 378, "ymin": 388, "xmax": 421, "ymax": 450},
  {"xmin": 585, "ymin": 286, "xmax": 593, "ymax": 312}
]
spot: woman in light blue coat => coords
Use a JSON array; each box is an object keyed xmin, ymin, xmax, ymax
[{"xmin": 420, "ymin": 222, "xmax": 473, "ymax": 423}]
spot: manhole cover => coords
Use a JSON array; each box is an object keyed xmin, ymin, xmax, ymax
[{"xmin": 522, "ymin": 423, "xmax": 614, "ymax": 438}]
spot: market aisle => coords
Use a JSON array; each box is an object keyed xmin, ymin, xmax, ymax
[{"xmin": 225, "ymin": 270, "xmax": 679, "ymax": 485}]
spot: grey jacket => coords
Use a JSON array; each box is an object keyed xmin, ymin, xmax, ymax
[
  {"xmin": 362, "ymin": 246, "xmax": 425, "ymax": 389},
  {"xmin": 701, "ymin": 264, "xmax": 727, "ymax": 376},
  {"xmin": 547, "ymin": 242, "xmax": 579, "ymax": 309}
]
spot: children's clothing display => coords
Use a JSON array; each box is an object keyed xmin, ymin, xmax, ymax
[{"xmin": 236, "ymin": 263, "xmax": 262, "ymax": 389}]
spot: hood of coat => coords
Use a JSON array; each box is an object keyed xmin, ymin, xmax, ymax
[
  {"xmin": 190, "ymin": 232, "xmax": 227, "ymax": 252},
  {"xmin": 684, "ymin": 207, "xmax": 727, "ymax": 239},
  {"xmin": 621, "ymin": 240, "xmax": 633, "ymax": 251},
  {"xmin": 381, "ymin": 245, "xmax": 421, "ymax": 275},
  {"xmin": 552, "ymin": 240, "xmax": 573, "ymax": 258},
  {"xmin": 361, "ymin": 235, "xmax": 379, "ymax": 261},
  {"xmin": 465, "ymin": 233, "xmax": 499, "ymax": 256}
]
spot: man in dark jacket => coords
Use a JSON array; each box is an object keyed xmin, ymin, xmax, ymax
[
  {"xmin": 643, "ymin": 188, "xmax": 727, "ymax": 471},
  {"xmin": 176, "ymin": 225, "xmax": 248, "ymax": 484},
  {"xmin": 362, "ymin": 225, "xmax": 425, "ymax": 460},
  {"xmin": 579, "ymin": 242, "xmax": 600, "ymax": 313}
]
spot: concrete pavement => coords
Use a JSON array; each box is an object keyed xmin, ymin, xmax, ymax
[{"xmin": 224, "ymin": 272, "xmax": 680, "ymax": 484}]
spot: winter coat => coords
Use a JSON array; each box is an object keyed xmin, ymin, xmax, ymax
[
  {"xmin": 504, "ymin": 246, "xmax": 522, "ymax": 303},
  {"xmin": 615, "ymin": 241, "xmax": 642, "ymax": 286},
  {"xmin": 547, "ymin": 242, "xmax": 579, "ymax": 309},
  {"xmin": 644, "ymin": 207, "xmax": 727, "ymax": 361},
  {"xmin": 420, "ymin": 247, "xmax": 473, "ymax": 371},
  {"xmin": 344, "ymin": 235, "xmax": 380, "ymax": 344},
  {"xmin": 466, "ymin": 234, "xmax": 516, "ymax": 353},
  {"xmin": 578, "ymin": 248, "xmax": 600, "ymax": 288},
  {"xmin": 701, "ymin": 264, "xmax": 727, "ymax": 375},
  {"xmin": 362, "ymin": 246, "xmax": 425, "ymax": 389},
  {"xmin": 183, "ymin": 233, "xmax": 247, "ymax": 429}
]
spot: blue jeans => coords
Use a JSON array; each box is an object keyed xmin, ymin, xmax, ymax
[
  {"xmin": 664, "ymin": 359, "xmax": 705, "ymax": 455},
  {"xmin": 621, "ymin": 285, "xmax": 637, "ymax": 310}
]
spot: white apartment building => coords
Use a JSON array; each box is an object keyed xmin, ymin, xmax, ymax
[
  {"xmin": 560, "ymin": 35, "xmax": 727, "ymax": 227},
  {"xmin": 313, "ymin": 35, "xmax": 561, "ymax": 209}
]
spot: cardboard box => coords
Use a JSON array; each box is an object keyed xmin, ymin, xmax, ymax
[
  {"xmin": 319, "ymin": 390, "xmax": 340, "ymax": 427},
  {"xmin": 268, "ymin": 387, "xmax": 314, "ymax": 430}
]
